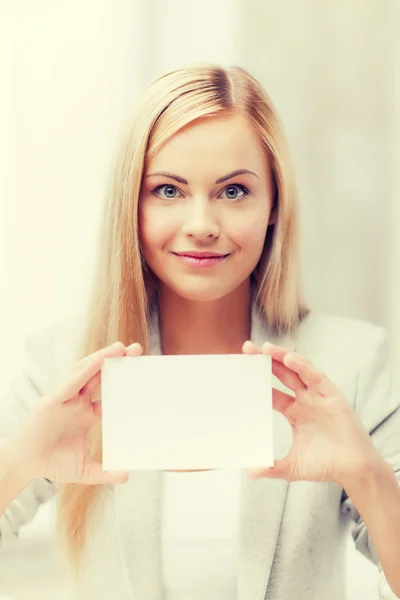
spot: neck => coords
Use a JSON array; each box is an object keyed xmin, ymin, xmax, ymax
[{"xmin": 157, "ymin": 280, "xmax": 252, "ymax": 355}]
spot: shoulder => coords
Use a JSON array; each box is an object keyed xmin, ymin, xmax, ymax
[
  {"xmin": 26, "ymin": 313, "xmax": 86, "ymax": 349},
  {"xmin": 292, "ymin": 311, "xmax": 390, "ymax": 409},
  {"xmin": 296, "ymin": 310, "xmax": 387, "ymax": 356},
  {"xmin": 25, "ymin": 313, "xmax": 87, "ymax": 385}
]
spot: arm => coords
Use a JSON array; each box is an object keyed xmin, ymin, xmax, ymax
[
  {"xmin": 0, "ymin": 327, "xmax": 56, "ymax": 550},
  {"xmin": 0, "ymin": 435, "xmax": 33, "ymax": 517},
  {"xmin": 343, "ymin": 452, "xmax": 400, "ymax": 598},
  {"xmin": 340, "ymin": 327, "xmax": 400, "ymax": 598}
]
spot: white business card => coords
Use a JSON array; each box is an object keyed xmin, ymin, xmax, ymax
[{"xmin": 101, "ymin": 353, "xmax": 274, "ymax": 470}]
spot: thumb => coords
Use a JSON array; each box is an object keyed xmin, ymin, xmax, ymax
[
  {"xmin": 248, "ymin": 466, "xmax": 275, "ymax": 480},
  {"xmin": 84, "ymin": 460, "xmax": 129, "ymax": 485},
  {"xmin": 248, "ymin": 458, "xmax": 289, "ymax": 480}
]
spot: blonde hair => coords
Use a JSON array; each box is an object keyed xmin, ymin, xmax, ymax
[{"xmin": 55, "ymin": 63, "xmax": 308, "ymax": 576}]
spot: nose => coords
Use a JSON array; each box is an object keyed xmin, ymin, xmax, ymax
[{"xmin": 181, "ymin": 198, "xmax": 220, "ymax": 240}]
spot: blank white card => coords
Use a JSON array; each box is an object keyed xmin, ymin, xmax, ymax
[{"xmin": 101, "ymin": 353, "xmax": 274, "ymax": 471}]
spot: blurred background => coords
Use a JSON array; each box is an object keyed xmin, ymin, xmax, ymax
[{"xmin": 0, "ymin": 0, "xmax": 398, "ymax": 598}]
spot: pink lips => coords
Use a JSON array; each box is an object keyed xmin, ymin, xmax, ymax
[{"xmin": 172, "ymin": 252, "xmax": 230, "ymax": 268}]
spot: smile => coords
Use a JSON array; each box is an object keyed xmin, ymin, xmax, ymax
[{"xmin": 171, "ymin": 253, "xmax": 230, "ymax": 268}]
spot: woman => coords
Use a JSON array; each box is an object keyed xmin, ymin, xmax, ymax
[{"xmin": 0, "ymin": 64, "xmax": 399, "ymax": 600}]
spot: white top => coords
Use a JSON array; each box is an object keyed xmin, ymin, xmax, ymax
[{"xmin": 161, "ymin": 469, "xmax": 242, "ymax": 599}]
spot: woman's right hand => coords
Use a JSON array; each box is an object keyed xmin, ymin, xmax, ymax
[{"xmin": 9, "ymin": 340, "xmax": 143, "ymax": 486}]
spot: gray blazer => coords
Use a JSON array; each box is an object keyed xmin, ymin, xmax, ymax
[{"xmin": 1, "ymin": 303, "xmax": 399, "ymax": 599}]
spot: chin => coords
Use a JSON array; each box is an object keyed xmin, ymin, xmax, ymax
[{"xmin": 167, "ymin": 280, "xmax": 237, "ymax": 303}]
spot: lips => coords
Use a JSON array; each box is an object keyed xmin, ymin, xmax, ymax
[
  {"xmin": 173, "ymin": 252, "xmax": 229, "ymax": 258},
  {"xmin": 172, "ymin": 252, "xmax": 230, "ymax": 268}
]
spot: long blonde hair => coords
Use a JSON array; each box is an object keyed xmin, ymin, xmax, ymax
[{"xmin": 55, "ymin": 63, "xmax": 308, "ymax": 576}]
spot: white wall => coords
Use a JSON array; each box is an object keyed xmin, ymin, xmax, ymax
[
  {"xmin": 141, "ymin": 0, "xmax": 242, "ymax": 80},
  {"xmin": 240, "ymin": 0, "xmax": 395, "ymax": 329},
  {"xmin": 0, "ymin": 0, "xmax": 148, "ymax": 377}
]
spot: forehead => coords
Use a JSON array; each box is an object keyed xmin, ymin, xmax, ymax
[{"xmin": 146, "ymin": 113, "xmax": 269, "ymax": 176}]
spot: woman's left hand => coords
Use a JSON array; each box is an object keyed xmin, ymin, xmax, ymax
[{"xmin": 242, "ymin": 340, "xmax": 382, "ymax": 488}]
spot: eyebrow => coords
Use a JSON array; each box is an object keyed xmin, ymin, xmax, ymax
[{"xmin": 144, "ymin": 169, "xmax": 260, "ymax": 184}]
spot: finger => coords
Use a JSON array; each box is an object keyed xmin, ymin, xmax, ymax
[
  {"xmin": 248, "ymin": 456, "xmax": 292, "ymax": 481},
  {"xmin": 78, "ymin": 344, "xmax": 142, "ymax": 403},
  {"xmin": 242, "ymin": 340, "xmax": 261, "ymax": 354},
  {"xmin": 60, "ymin": 342, "xmax": 126, "ymax": 401},
  {"xmin": 283, "ymin": 353, "xmax": 336, "ymax": 394},
  {"xmin": 79, "ymin": 341, "xmax": 126, "ymax": 369},
  {"xmin": 272, "ymin": 387, "xmax": 295, "ymax": 417},
  {"xmin": 242, "ymin": 341, "xmax": 305, "ymax": 393},
  {"xmin": 64, "ymin": 397, "xmax": 101, "ymax": 427},
  {"xmin": 125, "ymin": 342, "xmax": 144, "ymax": 357},
  {"xmin": 84, "ymin": 460, "xmax": 129, "ymax": 485},
  {"xmin": 272, "ymin": 360, "xmax": 306, "ymax": 393},
  {"xmin": 92, "ymin": 400, "xmax": 102, "ymax": 418},
  {"xmin": 80, "ymin": 370, "xmax": 102, "ymax": 397},
  {"xmin": 262, "ymin": 343, "xmax": 335, "ymax": 395},
  {"xmin": 261, "ymin": 341, "xmax": 294, "ymax": 362},
  {"xmin": 250, "ymin": 342, "xmax": 306, "ymax": 391}
]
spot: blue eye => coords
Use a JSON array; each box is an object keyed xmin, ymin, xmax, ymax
[
  {"xmin": 152, "ymin": 184, "xmax": 183, "ymax": 199},
  {"xmin": 220, "ymin": 184, "xmax": 249, "ymax": 201}
]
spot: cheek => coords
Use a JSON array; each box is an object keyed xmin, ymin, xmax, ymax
[
  {"xmin": 139, "ymin": 205, "xmax": 178, "ymax": 255},
  {"xmin": 230, "ymin": 213, "xmax": 269, "ymax": 253}
]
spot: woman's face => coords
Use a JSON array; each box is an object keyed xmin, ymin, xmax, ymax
[{"xmin": 139, "ymin": 112, "xmax": 276, "ymax": 302}]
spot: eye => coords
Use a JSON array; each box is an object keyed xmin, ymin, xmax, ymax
[
  {"xmin": 152, "ymin": 184, "xmax": 183, "ymax": 199},
  {"xmin": 220, "ymin": 184, "xmax": 249, "ymax": 201}
]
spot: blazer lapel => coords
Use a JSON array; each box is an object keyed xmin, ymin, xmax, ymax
[
  {"xmin": 112, "ymin": 309, "xmax": 165, "ymax": 600},
  {"xmin": 113, "ymin": 470, "xmax": 164, "ymax": 600},
  {"xmin": 236, "ymin": 303, "xmax": 297, "ymax": 600}
]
